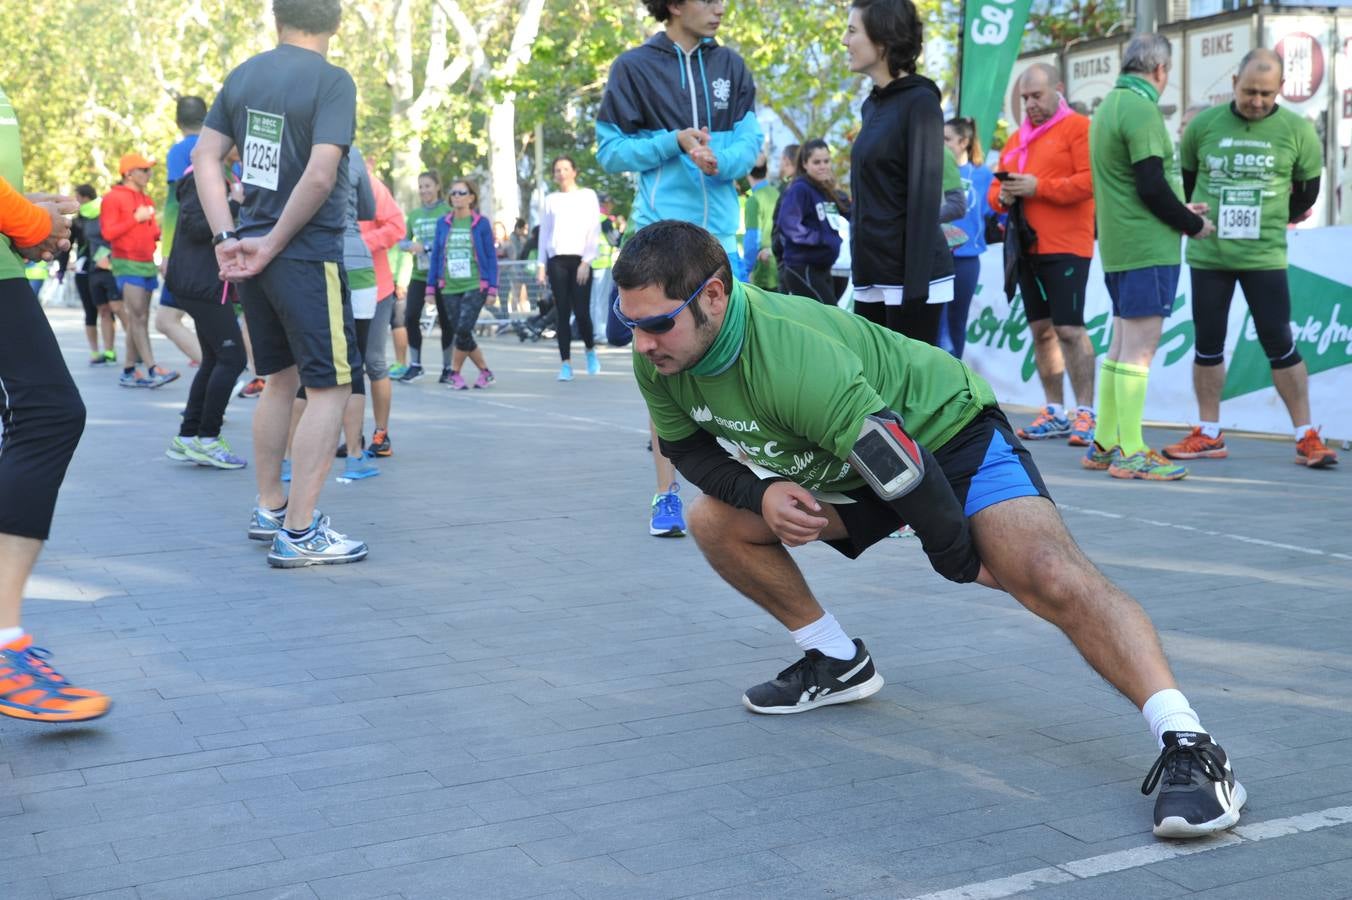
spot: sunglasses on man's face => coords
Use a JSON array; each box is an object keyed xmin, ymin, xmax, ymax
[{"xmin": 613, "ymin": 272, "xmax": 718, "ymax": 335}]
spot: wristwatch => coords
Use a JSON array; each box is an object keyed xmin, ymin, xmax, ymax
[{"xmin": 212, "ymin": 230, "xmax": 239, "ymax": 246}]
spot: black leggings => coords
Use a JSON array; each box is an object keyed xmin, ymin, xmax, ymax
[
  {"xmin": 76, "ymin": 273, "xmax": 98, "ymax": 327},
  {"xmin": 546, "ymin": 255, "xmax": 594, "ymax": 360},
  {"xmin": 443, "ymin": 289, "xmax": 488, "ymax": 353},
  {"xmin": 404, "ymin": 278, "xmax": 449, "ymax": 360},
  {"xmin": 1190, "ymin": 268, "xmax": 1300, "ymax": 369},
  {"xmin": 178, "ymin": 294, "xmax": 247, "ymax": 439},
  {"xmin": 854, "ymin": 299, "xmax": 943, "ymax": 346},
  {"xmin": 781, "ymin": 263, "xmax": 838, "ymax": 305},
  {"xmin": 0, "ymin": 278, "xmax": 86, "ymax": 541}
]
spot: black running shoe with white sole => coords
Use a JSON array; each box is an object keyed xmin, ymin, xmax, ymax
[
  {"xmin": 742, "ymin": 639, "xmax": 884, "ymax": 714},
  {"xmin": 1141, "ymin": 730, "xmax": 1245, "ymax": 839}
]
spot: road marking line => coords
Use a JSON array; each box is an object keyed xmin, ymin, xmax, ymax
[
  {"xmin": 906, "ymin": 805, "xmax": 1352, "ymax": 900},
  {"xmin": 1059, "ymin": 503, "xmax": 1352, "ymax": 561}
]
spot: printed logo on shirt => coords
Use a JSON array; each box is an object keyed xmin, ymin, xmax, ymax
[
  {"xmin": 711, "ymin": 78, "xmax": 731, "ymax": 110},
  {"xmin": 689, "ymin": 404, "xmax": 760, "ymax": 433},
  {"xmin": 691, "ymin": 405, "xmax": 714, "ymax": 423}
]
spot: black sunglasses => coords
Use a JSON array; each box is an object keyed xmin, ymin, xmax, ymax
[{"xmin": 613, "ymin": 271, "xmax": 720, "ymax": 335}]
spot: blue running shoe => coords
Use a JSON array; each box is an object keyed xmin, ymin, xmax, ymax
[
  {"xmin": 280, "ymin": 459, "xmax": 291, "ymax": 483},
  {"xmin": 649, "ymin": 482, "xmax": 686, "ymax": 537},
  {"xmin": 1017, "ymin": 406, "xmax": 1071, "ymax": 440},
  {"xmin": 248, "ymin": 499, "xmax": 287, "ymax": 542},
  {"xmin": 558, "ymin": 361, "xmax": 573, "ymax": 382},
  {"xmin": 119, "ymin": 369, "xmax": 148, "ymax": 388},
  {"xmin": 341, "ymin": 457, "xmax": 380, "ymax": 481},
  {"xmin": 585, "ymin": 349, "xmax": 601, "ymax": 376},
  {"xmin": 267, "ymin": 513, "xmax": 368, "ymax": 568}
]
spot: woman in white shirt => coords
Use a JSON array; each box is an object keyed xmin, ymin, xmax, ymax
[{"xmin": 536, "ymin": 157, "xmax": 601, "ymax": 381}]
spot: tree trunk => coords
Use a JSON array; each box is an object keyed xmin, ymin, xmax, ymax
[
  {"xmin": 486, "ymin": 97, "xmax": 520, "ymax": 226},
  {"xmin": 387, "ymin": 0, "xmax": 421, "ymax": 209}
]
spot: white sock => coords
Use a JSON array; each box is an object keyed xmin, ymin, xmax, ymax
[
  {"xmin": 1295, "ymin": 423, "xmax": 1312, "ymax": 441},
  {"xmin": 1076, "ymin": 405, "xmax": 1094, "ymax": 415},
  {"xmin": 790, "ymin": 612, "xmax": 856, "ymax": 661},
  {"xmin": 1047, "ymin": 403, "xmax": 1064, "ymax": 418},
  {"xmin": 0, "ymin": 626, "xmax": 25, "ymax": 647},
  {"xmin": 1142, "ymin": 688, "xmax": 1205, "ymax": 749},
  {"xmin": 1200, "ymin": 421, "xmax": 1221, "ymax": 439}
]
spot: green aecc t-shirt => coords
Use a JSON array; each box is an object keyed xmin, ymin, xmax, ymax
[
  {"xmin": 1181, "ymin": 104, "xmax": 1322, "ymax": 271},
  {"xmin": 1090, "ymin": 75, "xmax": 1185, "ymax": 273},
  {"xmin": 635, "ymin": 282, "xmax": 999, "ymax": 493}
]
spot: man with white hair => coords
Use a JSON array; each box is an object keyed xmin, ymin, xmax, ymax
[{"xmin": 1086, "ymin": 33, "xmax": 1215, "ymax": 481}]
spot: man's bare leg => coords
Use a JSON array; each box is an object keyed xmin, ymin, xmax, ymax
[
  {"xmin": 1030, "ymin": 319, "xmax": 1066, "ymax": 407},
  {"xmin": 285, "ymin": 383, "xmax": 349, "ymax": 530},
  {"xmin": 154, "ymin": 306, "xmax": 202, "ymax": 364},
  {"xmin": 1057, "ymin": 324, "xmax": 1097, "ymax": 410},
  {"xmin": 0, "ymin": 533, "xmax": 42, "ymax": 630},
  {"xmin": 649, "ymin": 419, "xmax": 676, "ymax": 493},
  {"xmin": 254, "ymin": 367, "xmax": 299, "ymax": 511},
  {"xmin": 972, "ymin": 496, "xmax": 1175, "ymax": 707}
]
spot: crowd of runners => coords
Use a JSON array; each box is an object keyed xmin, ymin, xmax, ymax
[{"xmin": 2, "ymin": 0, "xmax": 1347, "ymax": 854}]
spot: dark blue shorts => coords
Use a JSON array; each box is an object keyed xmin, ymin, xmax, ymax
[
  {"xmin": 158, "ymin": 286, "xmax": 179, "ymax": 309},
  {"xmin": 826, "ymin": 408, "xmax": 1052, "ymax": 559},
  {"xmin": 1104, "ymin": 264, "xmax": 1180, "ymax": 320}
]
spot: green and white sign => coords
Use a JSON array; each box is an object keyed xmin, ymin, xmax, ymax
[
  {"xmin": 959, "ymin": 0, "xmax": 1034, "ymax": 156},
  {"xmin": 960, "ymin": 226, "xmax": 1352, "ymax": 439}
]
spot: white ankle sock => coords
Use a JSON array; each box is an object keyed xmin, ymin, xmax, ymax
[
  {"xmin": 1047, "ymin": 403, "xmax": 1065, "ymax": 418},
  {"xmin": 791, "ymin": 612, "xmax": 856, "ymax": 661},
  {"xmin": 1199, "ymin": 421, "xmax": 1221, "ymax": 439},
  {"xmin": 1142, "ymin": 688, "xmax": 1205, "ymax": 749},
  {"xmin": 1295, "ymin": 423, "xmax": 1312, "ymax": 441},
  {"xmin": 0, "ymin": 626, "xmax": 25, "ymax": 646}
]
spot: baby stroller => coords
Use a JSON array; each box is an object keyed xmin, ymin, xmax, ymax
[{"xmin": 512, "ymin": 290, "xmax": 556, "ymax": 342}]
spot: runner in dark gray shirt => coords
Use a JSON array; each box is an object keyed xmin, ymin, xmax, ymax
[{"xmin": 193, "ymin": 0, "xmax": 367, "ymax": 569}]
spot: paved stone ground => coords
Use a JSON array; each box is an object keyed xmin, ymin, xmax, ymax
[{"xmin": 3, "ymin": 307, "xmax": 1351, "ymax": 900}]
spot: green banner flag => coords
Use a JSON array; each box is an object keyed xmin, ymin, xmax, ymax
[{"xmin": 958, "ymin": 0, "xmax": 1033, "ymax": 155}]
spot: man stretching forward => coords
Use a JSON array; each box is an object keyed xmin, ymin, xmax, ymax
[
  {"xmin": 616, "ymin": 218, "xmax": 1245, "ymax": 840},
  {"xmin": 194, "ymin": 0, "xmax": 367, "ymax": 567}
]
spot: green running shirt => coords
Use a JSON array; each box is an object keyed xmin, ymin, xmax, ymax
[
  {"xmin": 1090, "ymin": 75, "xmax": 1184, "ymax": 273},
  {"xmin": 0, "ymin": 83, "xmax": 27, "ymax": 281},
  {"xmin": 1181, "ymin": 104, "xmax": 1322, "ymax": 271},
  {"xmin": 635, "ymin": 282, "xmax": 999, "ymax": 493},
  {"xmin": 406, "ymin": 202, "xmax": 450, "ymax": 279}
]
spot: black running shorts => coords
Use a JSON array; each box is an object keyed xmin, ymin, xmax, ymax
[
  {"xmin": 1018, "ymin": 253, "xmax": 1092, "ymax": 327},
  {"xmin": 238, "ymin": 258, "xmax": 362, "ymax": 388}
]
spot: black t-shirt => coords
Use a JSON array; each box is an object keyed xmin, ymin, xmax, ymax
[{"xmin": 204, "ymin": 44, "xmax": 356, "ymax": 261}]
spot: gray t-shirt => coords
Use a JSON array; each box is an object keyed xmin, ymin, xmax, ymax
[
  {"xmin": 342, "ymin": 146, "xmax": 375, "ymax": 275},
  {"xmin": 204, "ymin": 43, "xmax": 356, "ymax": 261}
]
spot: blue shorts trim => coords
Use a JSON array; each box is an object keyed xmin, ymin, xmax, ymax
[
  {"xmin": 1104, "ymin": 265, "xmax": 1179, "ymax": 319},
  {"xmin": 115, "ymin": 274, "xmax": 159, "ymax": 294},
  {"xmin": 964, "ymin": 429, "xmax": 1041, "ymax": 517},
  {"xmin": 158, "ymin": 286, "xmax": 178, "ymax": 308}
]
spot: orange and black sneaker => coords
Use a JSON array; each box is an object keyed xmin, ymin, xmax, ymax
[
  {"xmin": 1295, "ymin": 428, "xmax": 1338, "ymax": 469},
  {"xmin": 0, "ymin": 635, "xmax": 110, "ymax": 723},
  {"xmin": 370, "ymin": 428, "xmax": 392, "ymax": 458},
  {"xmin": 1163, "ymin": 427, "xmax": 1228, "ymax": 460}
]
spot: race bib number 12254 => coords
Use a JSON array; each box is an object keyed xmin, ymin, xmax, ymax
[{"xmin": 243, "ymin": 108, "xmax": 285, "ymax": 191}]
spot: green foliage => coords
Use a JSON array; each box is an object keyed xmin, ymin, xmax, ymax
[{"xmin": 1025, "ymin": 0, "xmax": 1128, "ymax": 52}]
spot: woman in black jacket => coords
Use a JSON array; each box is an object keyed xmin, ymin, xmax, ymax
[
  {"xmin": 844, "ymin": 0, "xmax": 952, "ymax": 344},
  {"xmin": 162, "ymin": 157, "xmax": 247, "ymax": 469}
]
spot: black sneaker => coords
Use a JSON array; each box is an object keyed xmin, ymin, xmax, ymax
[
  {"xmin": 437, "ymin": 366, "xmax": 454, "ymax": 385},
  {"xmin": 335, "ymin": 435, "xmax": 365, "ymax": 459},
  {"xmin": 742, "ymin": 639, "xmax": 884, "ymax": 715},
  {"xmin": 1141, "ymin": 730, "xmax": 1245, "ymax": 838},
  {"xmin": 398, "ymin": 364, "xmax": 425, "ymax": 383}
]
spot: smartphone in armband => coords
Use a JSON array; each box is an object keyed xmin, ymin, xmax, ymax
[{"xmin": 848, "ymin": 415, "xmax": 925, "ymax": 500}]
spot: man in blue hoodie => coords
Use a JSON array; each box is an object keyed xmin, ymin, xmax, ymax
[{"xmin": 597, "ymin": 0, "xmax": 763, "ymax": 538}]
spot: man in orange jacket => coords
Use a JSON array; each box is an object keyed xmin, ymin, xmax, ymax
[{"xmin": 989, "ymin": 63, "xmax": 1098, "ymax": 447}]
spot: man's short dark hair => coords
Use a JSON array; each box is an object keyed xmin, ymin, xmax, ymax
[
  {"xmin": 643, "ymin": 0, "xmax": 677, "ymax": 22},
  {"xmin": 851, "ymin": 0, "xmax": 924, "ymax": 77},
  {"xmin": 750, "ymin": 162, "xmax": 768, "ymax": 179},
  {"xmin": 613, "ymin": 221, "xmax": 732, "ymax": 325},
  {"xmin": 75, "ymin": 184, "xmax": 97, "ymax": 202},
  {"xmin": 274, "ymin": 0, "xmax": 341, "ymax": 35},
  {"xmin": 175, "ymin": 96, "xmax": 207, "ymax": 130}
]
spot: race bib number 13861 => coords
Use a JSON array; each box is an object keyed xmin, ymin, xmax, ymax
[{"xmin": 243, "ymin": 108, "xmax": 285, "ymax": 191}]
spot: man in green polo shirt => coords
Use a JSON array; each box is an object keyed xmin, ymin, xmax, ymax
[
  {"xmin": 1087, "ymin": 33, "xmax": 1215, "ymax": 482},
  {"xmin": 614, "ymin": 218, "xmax": 1245, "ymax": 840},
  {"xmin": 1162, "ymin": 48, "xmax": 1338, "ymax": 469}
]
